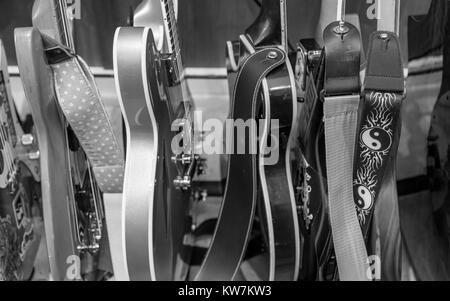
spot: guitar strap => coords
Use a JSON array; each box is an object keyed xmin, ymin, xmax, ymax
[
  {"xmin": 42, "ymin": 36, "xmax": 124, "ymax": 193},
  {"xmin": 354, "ymin": 31, "xmax": 405, "ymax": 279},
  {"xmin": 195, "ymin": 47, "xmax": 285, "ymax": 281},
  {"xmin": 322, "ymin": 21, "xmax": 370, "ymax": 281}
]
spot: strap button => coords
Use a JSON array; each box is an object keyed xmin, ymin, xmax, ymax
[{"xmin": 267, "ymin": 51, "xmax": 278, "ymax": 59}]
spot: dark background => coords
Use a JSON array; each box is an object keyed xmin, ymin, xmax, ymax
[
  {"xmin": 0, "ymin": 0, "xmax": 320, "ymax": 68},
  {"xmin": 0, "ymin": 0, "xmax": 442, "ymax": 68}
]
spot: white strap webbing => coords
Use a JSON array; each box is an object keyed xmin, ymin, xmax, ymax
[{"xmin": 324, "ymin": 95, "xmax": 370, "ymax": 281}]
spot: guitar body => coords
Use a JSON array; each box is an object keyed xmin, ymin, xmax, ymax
[
  {"xmin": 114, "ymin": 27, "xmax": 192, "ymax": 281},
  {"xmin": 257, "ymin": 51, "xmax": 300, "ymax": 281},
  {"xmin": 16, "ymin": 26, "xmax": 111, "ymax": 281},
  {"xmin": 133, "ymin": 0, "xmax": 165, "ymax": 51},
  {"xmin": 0, "ymin": 41, "xmax": 41, "ymax": 281},
  {"xmin": 15, "ymin": 28, "xmax": 79, "ymax": 280},
  {"xmin": 204, "ymin": 33, "xmax": 298, "ymax": 280}
]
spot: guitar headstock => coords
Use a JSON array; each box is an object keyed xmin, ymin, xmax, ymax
[{"xmin": 32, "ymin": 0, "xmax": 74, "ymax": 50}]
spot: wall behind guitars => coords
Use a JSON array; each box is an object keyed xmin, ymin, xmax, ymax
[{"xmin": 178, "ymin": 0, "xmax": 321, "ymax": 68}]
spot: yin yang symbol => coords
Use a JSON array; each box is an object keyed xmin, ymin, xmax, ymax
[
  {"xmin": 361, "ymin": 127, "xmax": 391, "ymax": 152},
  {"xmin": 354, "ymin": 185, "xmax": 373, "ymax": 210}
]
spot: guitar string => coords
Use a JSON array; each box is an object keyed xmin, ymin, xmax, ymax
[
  {"xmin": 57, "ymin": 0, "xmax": 105, "ymax": 247},
  {"xmin": 161, "ymin": 0, "xmax": 194, "ymax": 153},
  {"xmin": 0, "ymin": 113, "xmax": 16, "ymax": 179},
  {"xmin": 3, "ymin": 118, "xmax": 17, "ymax": 175},
  {"xmin": 0, "ymin": 79, "xmax": 19, "ymax": 182},
  {"xmin": 0, "ymin": 102, "xmax": 14, "ymax": 172}
]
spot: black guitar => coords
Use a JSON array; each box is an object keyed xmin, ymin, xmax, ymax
[{"xmin": 294, "ymin": 38, "xmax": 338, "ymax": 281}]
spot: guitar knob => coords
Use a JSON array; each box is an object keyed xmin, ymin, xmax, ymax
[
  {"xmin": 21, "ymin": 134, "xmax": 34, "ymax": 146},
  {"xmin": 28, "ymin": 151, "xmax": 40, "ymax": 160}
]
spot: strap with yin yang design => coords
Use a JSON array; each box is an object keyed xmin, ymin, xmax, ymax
[{"xmin": 353, "ymin": 31, "xmax": 405, "ymax": 238}]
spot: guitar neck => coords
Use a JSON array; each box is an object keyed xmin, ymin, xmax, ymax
[
  {"xmin": 246, "ymin": 0, "xmax": 287, "ymax": 51},
  {"xmin": 32, "ymin": 0, "xmax": 75, "ymax": 50},
  {"xmin": 160, "ymin": 0, "xmax": 189, "ymax": 98}
]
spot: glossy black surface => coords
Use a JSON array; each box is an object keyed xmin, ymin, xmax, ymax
[{"xmin": 196, "ymin": 48, "xmax": 285, "ymax": 281}]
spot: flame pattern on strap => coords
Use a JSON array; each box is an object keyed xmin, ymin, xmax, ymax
[{"xmin": 353, "ymin": 92, "xmax": 398, "ymax": 226}]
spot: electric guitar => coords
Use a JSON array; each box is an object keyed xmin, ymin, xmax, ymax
[
  {"xmin": 294, "ymin": 39, "xmax": 338, "ymax": 281},
  {"xmin": 198, "ymin": 0, "xmax": 299, "ymax": 281},
  {"xmin": 15, "ymin": 0, "xmax": 122, "ymax": 280},
  {"xmin": 0, "ymin": 40, "xmax": 42, "ymax": 281},
  {"xmin": 114, "ymin": 0, "xmax": 196, "ymax": 281}
]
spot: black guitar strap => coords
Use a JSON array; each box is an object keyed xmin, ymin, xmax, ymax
[
  {"xmin": 353, "ymin": 31, "xmax": 405, "ymax": 281},
  {"xmin": 353, "ymin": 32, "xmax": 404, "ymax": 239},
  {"xmin": 195, "ymin": 47, "xmax": 285, "ymax": 281}
]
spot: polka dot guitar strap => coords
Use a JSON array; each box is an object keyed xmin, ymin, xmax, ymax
[
  {"xmin": 353, "ymin": 31, "xmax": 405, "ymax": 241},
  {"xmin": 43, "ymin": 37, "xmax": 124, "ymax": 193}
]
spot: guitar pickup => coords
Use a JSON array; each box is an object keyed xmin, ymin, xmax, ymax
[{"xmin": 161, "ymin": 53, "xmax": 180, "ymax": 87}]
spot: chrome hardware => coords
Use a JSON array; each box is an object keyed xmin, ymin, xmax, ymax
[
  {"xmin": 296, "ymin": 160, "xmax": 314, "ymax": 231},
  {"xmin": 302, "ymin": 207, "xmax": 314, "ymax": 231},
  {"xmin": 21, "ymin": 134, "xmax": 34, "ymax": 146},
  {"xmin": 173, "ymin": 154, "xmax": 199, "ymax": 190},
  {"xmin": 174, "ymin": 175, "xmax": 192, "ymax": 190},
  {"xmin": 172, "ymin": 118, "xmax": 186, "ymax": 129},
  {"xmin": 172, "ymin": 154, "xmax": 193, "ymax": 165},
  {"xmin": 76, "ymin": 212, "xmax": 101, "ymax": 253},
  {"xmin": 162, "ymin": 53, "xmax": 180, "ymax": 86},
  {"xmin": 7, "ymin": 165, "xmax": 19, "ymax": 194},
  {"xmin": 196, "ymin": 157, "xmax": 207, "ymax": 176},
  {"xmin": 308, "ymin": 50, "xmax": 322, "ymax": 63},
  {"xmin": 194, "ymin": 189, "xmax": 208, "ymax": 203},
  {"xmin": 71, "ymin": 157, "xmax": 104, "ymax": 255},
  {"xmin": 295, "ymin": 40, "xmax": 322, "ymax": 99},
  {"xmin": 267, "ymin": 51, "xmax": 278, "ymax": 59},
  {"xmin": 333, "ymin": 22, "xmax": 349, "ymax": 35},
  {"xmin": 378, "ymin": 33, "xmax": 391, "ymax": 50},
  {"xmin": 295, "ymin": 44, "xmax": 308, "ymax": 94},
  {"xmin": 28, "ymin": 151, "xmax": 40, "ymax": 160},
  {"xmin": 77, "ymin": 244, "xmax": 100, "ymax": 252}
]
